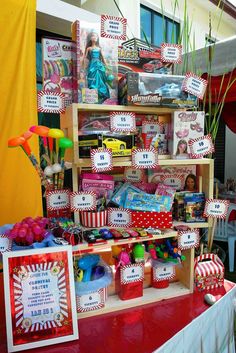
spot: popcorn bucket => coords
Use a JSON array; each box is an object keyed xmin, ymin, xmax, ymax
[{"xmin": 80, "ymin": 210, "xmax": 107, "ymax": 228}]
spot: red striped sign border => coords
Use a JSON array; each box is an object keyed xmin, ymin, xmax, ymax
[
  {"xmin": 101, "ymin": 15, "xmax": 127, "ymax": 40},
  {"xmin": 161, "ymin": 43, "xmax": 182, "ymax": 63},
  {"xmin": 70, "ymin": 191, "xmax": 96, "ymax": 211},
  {"xmin": 37, "ymin": 91, "xmax": 66, "ymax": 114},
  {"xmin": 188, "ymin": 134, "xmax": 215, "ymax": 158},
  {"xmin": 182, "ymin": 72, "xmax": 208, "ymax": 100},
  {"xmin": 203, "ymin": 199, "xmax": 230, "ymax": 219},
  {"xmin": 91, "ymin": 148, "xmax": 113, "ymax": 173}
]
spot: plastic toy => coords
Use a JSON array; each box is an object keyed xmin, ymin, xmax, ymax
[
  {"xmin": 78, "ymin": 254, "xmax": 100, "ymax": 282},
  {"xmin": 117, "ymin": 250, "xmax": 131, "ymax": 267},
  {"xmin": 110, "ymin": 229, "xmax": 123, "ymax": 239},
  {"xmin": 143, "ymin": 59, "xmax": 163, "ymax": 73},
  {"xmin": 148, "ymin": 243, "xmax": 158, "ymax": 259},
  {"xmin": 102, "ymin": 138, "xmax": 127, "ymax": 151},
  {"xmin": 132, "ymin": 243, "xmax": 145, "ymax": 263},
  {"xmin": 91, "ymin": 265, "xmax": 105, "ymax": 280},
  {"xmin": 99, "ymin": 228, "xmax": 113, "ymax": 240}
]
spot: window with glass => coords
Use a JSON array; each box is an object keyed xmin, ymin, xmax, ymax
[{"xmin": 140, "ymin": 5, "xmax": 180, "ymax": 47}]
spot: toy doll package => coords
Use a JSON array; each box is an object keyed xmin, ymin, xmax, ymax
[
  {"xmin": 42, "ymin": 38, "xmax": 73, "ymax": 106},
  {"xmin": 72, "ymin": 20, "xmax": 118, "ymax": 105}
]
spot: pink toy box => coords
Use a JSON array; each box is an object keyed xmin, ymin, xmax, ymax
[
  {"xmin": 169, "ymin": 111, "xmax": 205, "ymax": 159},
  {"xmin": 71, "ymin": 20, "xmax": 118, "ymax": 105}
]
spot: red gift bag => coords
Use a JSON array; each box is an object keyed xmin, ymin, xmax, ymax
[
  {"xmin": 115, "ymin": 263, "xmax": 144, "ymax": 300},
  {"xmin": 151, "ymin": 260, "xmax": 175, "ymax": 289}
]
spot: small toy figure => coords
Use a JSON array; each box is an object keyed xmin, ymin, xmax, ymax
[
  {"xmin": 184, "ymin": 174, "xmax": 197, "ymax": 192},
  {"xmin": 82, "ymin": 31, "xmax": 111, "ymax": 103}
]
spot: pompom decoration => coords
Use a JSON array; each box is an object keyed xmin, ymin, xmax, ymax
[
  {"xmin": 52, "ymin": 163, "xmax": 62, "ymax": 173},
  {"xmin": 44, "ymin": 166, "xmax": 54, "ymax": 176},
  {"xmin": 5, "ymin": 217, "xmax": 49, "ymax": 246}
]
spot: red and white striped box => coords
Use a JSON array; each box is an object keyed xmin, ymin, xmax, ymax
[
  {"xmin": 80, "ymin": 210, "xmax": 107, "ymax": 228},
  {"xmin": 131, "ymin": 211, "xmax": 172, "ymax": 228},
  {"xmin": 76, "ymin": 287, "xmax": 107, "ymax": 313},
  {"xmin": 115, "ymin": 263, "xmax": 144, "ymax": 300},
  {"xmin": 194, "ymin": 253, "xmax": 224, "ymax": 291},
  {"xmin": 151, "ymin": 260, "xmax": 175, "ymax": 289}
]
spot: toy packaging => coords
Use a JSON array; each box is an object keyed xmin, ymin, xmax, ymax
[
  {"xmin": 119, "ymin": 72, "xmax": 198, "ymax": 107},
  {"xmin": 118, "ymin": 38, "xmax": 171, "ymax": 77},
  {"xmin": 184, "ymin": 192, "xmax": 206, "ymax": 222},
  {"xmin": 42, "ymin": 37, "xmax": 73, "ymax": 106},
  {"xmin": 71, "ymin": 20, "xmax": 118, "ymax": 104},
  {"xmin": 194, "ymin": 253, "xmax": 224, "ymax": 291},
  {"xmin": 148, "ymin": 165, "xmax": 196, "ymax": 188},
  {"xmin": 81, "ymin": 173, "xmax": 114, "ymax": 200},
  {"xmin": 169, "ymin": 111, "xmax": 205, "ymax": 159},
  {"xmin": 78, "ymin": 133, "xmax": 136, "ymax": 158}
]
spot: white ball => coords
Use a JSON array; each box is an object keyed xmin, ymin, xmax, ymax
[
  {"xmin": 52, "ymin": 163, "xmax": 62, "ymax": 173},
  {"xmin": 44, "ymin": 166, "xmax": 53, "ymax": 176}
]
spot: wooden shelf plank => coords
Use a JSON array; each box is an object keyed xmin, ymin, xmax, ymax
[
  {"xmin": 77, "ymin": 281, "xmax": 191, "ymax": 319},
  {"xmin": 173, "ymin": 221, "xmax": 209, "ymax": 228}
]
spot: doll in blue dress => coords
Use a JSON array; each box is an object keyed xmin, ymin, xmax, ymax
[{"xmin": 82, "ymin": 31, "xmax": 110, "ymax": 103}]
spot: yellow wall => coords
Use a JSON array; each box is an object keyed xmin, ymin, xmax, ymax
[{"xmin": 0, "ymin": 0, "xmax": 43, "ymax": 225}]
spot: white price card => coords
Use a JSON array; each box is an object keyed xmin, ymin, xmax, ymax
[
  {"xmin": 91, "ymin": 148, "xmax": 113, "ymax": 172},
  {"xmin": 37, "ymin": 91, "xmax": 65, "ymax": 113},
  {"xmin": 110, "ymin": 112, "xmax": 136, "ymax": 132},
  {"xmin": 46, "ymin": 189, "xmax": 70, "ymax": 210},
  {"xmin": 153, "ymin": 265, "xmax": 175, "ymax": 281},
  {"xmin": 142, "ymin": 120, "xmax": 160, "ymax": 134},
  {"xmin": 161, "ymin": 174, "xmax": 184, "ymax": 190},
  {"xmin": 108, "ymin": 208, "xmax": 132, "ymax": 228},
  {"xmin": 132, "ymin": 148, "xmax": 158, "ymax": 169},
  {"xmin": 178, "ymin": 230, "xmax": 200, "ymax": 250},
  {"xmin": 182, "ymin": 72, "xmax": 208, "ymax": 99},
  {"xmin": 0, "ymin": 235, "xmax": 12, "ymax": 253},
  {"xmin": 124, "ymin": 168, "xmax": 144, "ymax": 182},
  {"xmin": 70, "ymin": 192, "xmax": 96, "ymax": 211},
  {"xmin": 204, "ymin": 199, "xmax": 230, "ymax": 219},
  {"xmin": 78, "ymin": 289, "xmax": 104, "ymax": 311},
  {"xmin": 101, "ymin": 15, "xmax": 127, "ymax": 40},
  {"xmin": 161, "ymin": 43, "xmax": 182, "ymax": 63},
  {"xmin": 189, "ymin": 134, "xmax": 215, "ymax": 158},
  {"xmin": 121, "ymin": 264, "xmax": 144, "ymax": 284}
]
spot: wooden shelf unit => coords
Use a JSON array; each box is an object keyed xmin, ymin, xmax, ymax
[{"xmin": 60, "ymin": 103, "xmax": 214, "ymax": 318}]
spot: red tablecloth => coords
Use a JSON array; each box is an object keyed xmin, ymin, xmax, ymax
[{"xmin": 0, "ymin": 272, "xmax": 235, "ymax": 353}]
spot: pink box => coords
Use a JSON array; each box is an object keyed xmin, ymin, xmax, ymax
[{"xmin": 170, "ymin": 111, "xmax": 205, "ymax": 158}]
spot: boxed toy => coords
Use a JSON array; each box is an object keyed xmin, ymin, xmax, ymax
[
  {"xmin": 118, "ymin": 38, "xmax": 171, "ymax": 77},
  {"xmin": 71, "ymin": 20, "xmax": 118, "ymax": 104},
  {"xmin": 42, "ymin": 37, "xmax": 73, "ymax": 106},
  {"xmin": 169, "ymin": 111, "xmax": 205, "ymax": 159},
  {"xmin": 119, "ymin": 72, "xmax": 197, "ymax": 107},
  {"xmin": 78, "ymin": 133, "xmax": 136, "ymax": 158},
  {"xmin": 194, "ymin": 253, "xmax": 224, "ymax": 291},
  {"xmin": 184, "ymin": 192, "xmax": 206, "ymax": 223}
]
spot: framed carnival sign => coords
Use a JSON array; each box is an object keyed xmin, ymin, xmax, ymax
[{"xmin": 3, "ymin": 246, "xmax": 78, "ymax": 352}]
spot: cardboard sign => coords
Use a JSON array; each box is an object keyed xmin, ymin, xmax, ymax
[
  {"xmin": 91, "ymin": 148, "xmax": 113, "ymax": 172},
  {"xmin": 182, "ymin": 72, "xmax": 208, "ymax": 100},
  {"xmin": 107, "ymin": 208, "xmax": 132, "ymax": 228},
  {"xmin": 124, "ymin": 168, "xmax": 144, "ymax": 182},
  {"xmin": 189, "ymin": 134, "xmax": 215, "ymax": 158},
  {"xmin": 120, "ymin": 264, "xmax": 144, "ymax": 284},
  {"xmin": 132, "ymin": 148, "xmax": 158, "ymax": 169},
  {"xmin": 153, "ymin": 264, "xmax": 175, "ymax": 281},
  {"xmin": 178, "ymin": 229, "xmax": 200, "ymax": 250},
  {"xmin": 70, "ymin": 191, "xmax": 96, "ymax": 211},
  {"xmin": 161, "ymin": 174, "xmax": 184, "ymax": 190},
  {"xmin": 110, "ymin": 112, "xmax": 136, "ymax": 132},
  {"xmin": 204, "ymin": 199, "xmax": 230, "ymax": 219},
  {"xmin": 76, "ymin": 288, "xmax": 105, "ymax": 312},
  {"xmin": 0, "ymin": 235, "xmax": 12, "ymax": 253},
  {"xmin": 101, "ymin": 15, "xmax": 127, "ymax": 40},
  {"xmin": 37, "ymin": 91, "xmax": 65, "ymax": 113},
  {"xmin": 46, "ymin": 189, "xmax": 70, "ymax": 210},
  {"xmin": 161, "ymin": 43, "xmax": 182, "ymax": 63},
  {"xmin": 3, "ymin": 246, "xmax": 78, "ymax": 352}
]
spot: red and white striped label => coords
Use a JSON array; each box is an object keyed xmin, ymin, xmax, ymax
[
  {"xmin": 120, "ymin": 264, "xmax": 144, "ymax": 284},
  {"xmin": 132, "ymin": 148, "xmax": 158, "ymax": 169},
  {"xmin": 0, "ymin": 235, "xmax": 12, "ymax": 253},
  {"xmin": 101, "ymin": 15, "xmax": 127, "ymax": 40},
  {"xmin": 178, "ymin": 229, "xmax": 200, "ymax": 250},
  {"xmin": 161, "ymin": 174, "xmax": 184, "ymax": 190},
  {"xmin": 91, "ymin": 148, "xmax": 113, "ymax": 173},
  {"xmin": 46, "ymin": 189, "xmax": 70, "ymax": 210},
  {"xmin": 76, "ymin": 288, "xmax": 106, "ymax": 313},
  {"xmin": 189, "ymin": 134, "xmax": 215, "ymax": 158},
  {"xmin": 161, "ymin": 43, "xmax": 182, "ymax": 63},
  {"xmin": 70, "ymin": 191, "xmax": 96, "ymax": 211},
  {"xmin": 37, "ymin": 91, "xmax": 65, "ymax": 113},
  {"xmin": 153, "ymin": 263, "xmax": 175, "ymax": 281},
  {"xmin": 203, "ymin": 199, "xmax": 230, "ymax": 219},
  {"xmin": 80, "ymin": 211, "xmax": 107, "ymax": 228},
  {"xmin": 182, "ymin": 72, "xmax": 208, "ymax": 100},
  {"xmin": 110, "ymin": 112, "xmax": 136, "ymax": 132},
  {"xmin": 107, "ymin": 208, "xmax": 132, "ymax": 228}
]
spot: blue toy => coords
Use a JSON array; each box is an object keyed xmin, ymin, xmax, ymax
[{"xmin": 78, "ymin": 254, "xmax": 100, "ymax": 282}]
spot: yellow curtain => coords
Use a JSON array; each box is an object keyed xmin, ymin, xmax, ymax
[{"xmin": 0, "ymin": 0, "xmax": 43, "ymax": 225}]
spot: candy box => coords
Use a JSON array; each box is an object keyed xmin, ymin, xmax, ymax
[
  {"xmin": 169, "ymin": 111, "xmax": 205, "ymax": 159},
  {"xmin": 71, "ymin": 20, "xmax": 118, "ymax": 105},
  {"xmin": 194, "ymin": 253, "xmax": 224, "ymax": 291},
  {"xmin": 115, "ymin": 263, "xmax": 144, "ymax": 300},
  {"xmin": 119, "ymin": 72, "xmax": 197, "ymax": 107},
  {"xmin": 151, "ymin": 259, "xmax": 175, "ymax": 289},
  {"xmin": 80, "ymin": 210, "xmax": 107, "ymax": 228}
]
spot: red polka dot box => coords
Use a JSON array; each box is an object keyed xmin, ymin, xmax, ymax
[{"xmin": 131, "ymin": 211, "xmax": 172, "ymax": 228}]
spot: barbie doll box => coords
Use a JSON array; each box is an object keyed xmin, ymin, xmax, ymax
[
  {"xmin": 169, "ymin": 111, "xmax": 205, "ymax": 159},
  {"xmin": 72, "ymin": 20, "xmax": 118, "ymax": 105}
]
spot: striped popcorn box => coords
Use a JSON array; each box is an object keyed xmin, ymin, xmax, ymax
[
  {"xmin": 194, "ymin": 253, "xmax": 224, "ymax": 291},
  {"xmin": 80, "ymin": 210, "xmax": 108, "ymax": 228}
]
